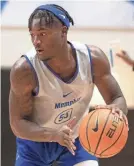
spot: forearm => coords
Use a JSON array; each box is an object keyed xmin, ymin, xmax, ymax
[
  {"xmin": 11, "ymin": 119, "xmax": 57, "ymax": 142},
  {"xmin": 109, "ymin": 96, "xmax": 128, "ymax": 115}
]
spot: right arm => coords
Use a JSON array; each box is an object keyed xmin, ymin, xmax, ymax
[
  {"xmin": 9, "ymin": 57, "xmax": 76, "ymax": 154},
  {"xmin": 9, "ymin": 57, "xmax": 56, "ymax": 142}
]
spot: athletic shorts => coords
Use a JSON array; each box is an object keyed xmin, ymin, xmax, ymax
[{"xmin": 15, "ymin": 137, "xmax": 98, "ymax": 166}]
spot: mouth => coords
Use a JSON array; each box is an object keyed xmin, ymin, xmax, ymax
[{"xmin": 36, "ymin": 49, "xmax": 44, "ymax": 55}]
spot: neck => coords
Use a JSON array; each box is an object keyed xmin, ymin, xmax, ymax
[{"xmin": 46, "ymin": 41, "xmax": 76, "ymax": 75}]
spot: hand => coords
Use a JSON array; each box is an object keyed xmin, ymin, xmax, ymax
[
  {"xmin": 93, "ymin": 105, "xmax": 129, "ymax": 129},
  {"xmin": 116, "ymin": 50, "xmax": 133, "ymax": 66},
  {"xmin": 52, "ymin": 117, "xmax": 76, "ymax": 155}
]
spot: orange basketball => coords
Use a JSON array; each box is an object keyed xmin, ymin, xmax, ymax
[{"xmin": 79, "ymin": 108, "xmax": 128, "ymax": 158}]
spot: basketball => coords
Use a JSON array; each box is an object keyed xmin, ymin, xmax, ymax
[{"xmin": 79, "ymin": 108, "xmax": 128, "ymax": 158}]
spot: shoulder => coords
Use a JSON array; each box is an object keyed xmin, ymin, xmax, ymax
[
  {"xmin": 10, "ymin": 57, "xmax": 36, "ymax": 94},
  {"xmin": 88, "ymin": 45, "xmax": 111, "ymax": 77},
  {"xmin": 88, "ymin": 45, "xmax": 109, "ymax": 63},
  {"xmin": 10, "ymin": 57, "xmax": 33, "ymax": 80}
]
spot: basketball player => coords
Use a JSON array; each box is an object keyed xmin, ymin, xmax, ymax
[
  {"xmin": 9, "ymin": 4, "xmax": 128, "ymax": 166},
  {"xmin": 116, "ymin": 50, "xmax": 134, "ymax": 70}
]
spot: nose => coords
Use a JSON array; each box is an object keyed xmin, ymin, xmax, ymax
[{"xmin": 33, "ymin": 35, "xmax": 41, "ymax": 46}]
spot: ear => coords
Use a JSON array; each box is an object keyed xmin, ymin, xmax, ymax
[{"xmin": 62, "ymin": 26, "xmax": 68, "ymax": 37}]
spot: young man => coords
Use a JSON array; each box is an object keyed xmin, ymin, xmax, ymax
[{"xmin": 9, "ymin": 4, "xmax": 128, "ymax": 166}]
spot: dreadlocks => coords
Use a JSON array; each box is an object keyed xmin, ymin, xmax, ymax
[{"xmin": 28, "ymin": 4, "xmax": 74, "ymax": 30}]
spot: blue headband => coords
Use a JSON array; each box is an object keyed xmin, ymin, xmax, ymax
[{"xmin": 36, "ymin": 5, "xmax": 70, "ymax": 28}]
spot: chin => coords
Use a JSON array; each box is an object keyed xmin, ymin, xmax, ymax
[{"xmin": 39, "ymin": 56, "xmax": 52, "ymax": 62}]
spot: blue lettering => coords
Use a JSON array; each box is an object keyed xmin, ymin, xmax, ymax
[
  {"xmin": 55, "ymin": 103, "xmax": 61, "ymax": 109},
  {"xmin": 55, "ymin": 97, "xmax": 81, "ymax": 109}
]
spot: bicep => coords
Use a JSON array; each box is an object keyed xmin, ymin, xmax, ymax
[
  {"xmin": 91, "ymin": 46, "xmax": 124, "ymax": 104},
  {"xmin": 9, "ymin": 89, "xmax": 33, "ymax": 123},
  {"xmin": 9, "ymin": 59, "xmax": 35, "ymax": 123},
  {"xmin": 94, "ymin": 73, "xmax": 123, "ymax": 104}
]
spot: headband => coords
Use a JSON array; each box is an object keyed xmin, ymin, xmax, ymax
[{"xmin": 36, "ymin": 5, "xmax": 70, "ymax": 28}]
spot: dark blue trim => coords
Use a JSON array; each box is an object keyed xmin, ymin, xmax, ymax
[
  {"xmin": 85, "ymin": 45, "xmax": 94, "ymax": 83},
  {"xmin": 22, "ymin": 55, "xmax": 39, "ymax": 96},
  {"xmin": 43, "ymin": 41, "xmax": 79, "ymax": 84}
]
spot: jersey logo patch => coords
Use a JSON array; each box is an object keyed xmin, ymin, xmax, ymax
[{"xmin": 54, "ymin": 108, "xmax": 72, "ymax": 124}]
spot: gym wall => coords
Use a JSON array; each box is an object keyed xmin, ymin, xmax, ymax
[{"xmin": 1, "ymin": 1, "xmax": 134, "ymax": 166}]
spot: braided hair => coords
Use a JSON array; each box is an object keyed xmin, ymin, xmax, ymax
[{"xmin": 28, "ymin": 4, "xmax": 74, "ymax": 30}]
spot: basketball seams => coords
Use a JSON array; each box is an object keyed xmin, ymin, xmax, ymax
[
  {"xmin": 79, "ymin": 109, "xmax": 128, "ymax": 158},
  {"xmin": 94, "ymin": 110, "xmax": 112, "ymax": 155},
  {"xmin": 79, "ymin": 138, "xmax": 89, "ymax": 153},
  {"xmin": 100, "ymin": 121, "xmax": 125, "ymax": 156},
  {"xmin": 78, "ymin": 138, "xmax": 123, "ymax": 158},
  {"xmin": 86, "ymin": 110, "xmax": 97, "ymax": 151}
]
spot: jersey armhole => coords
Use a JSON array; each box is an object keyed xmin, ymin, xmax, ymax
[
  {"xmin": 22, "ymin": 55, "xmax": 39, "ymax": 96},
  {"xmin": 85, "ymin": 45, "xmax": 94, "ymax": 83}
]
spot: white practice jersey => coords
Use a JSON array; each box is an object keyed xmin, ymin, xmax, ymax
[{"xmin": 24, "ymin": 41, "xmax": 94, "ymax": 138}]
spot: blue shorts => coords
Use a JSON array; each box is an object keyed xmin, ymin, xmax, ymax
[{"xmin": 15, "ymin": 137, "xmax": 98, "ymax": 166}]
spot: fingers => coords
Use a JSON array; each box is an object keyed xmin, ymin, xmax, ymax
[
  {"xmin": 122, "ymin": 114, "xmax": 129, "ymax": 131},
  {"xmin": 116, "ymin": 53, "xmax": 122, "ymax": 57},
  {"xmin": 63, "ymin": 132, "xmax": 73, "ymax": 141},
  {"xmin": 62, "ymin": 125, "xmax": 73, "ymax": 135},
  {"xmin": 63, "ymin": 131, "xmax": 76, "ymax": 155},
  {"xmin": 116, "ymin": 50, "xmax": 126, "ymax": 57},
  {"xmin": 94, "ymin": 105, "xmax": 124, "ymax": 120},
  {"xmin": 111, "ymin": 108, "xmax": 129, "ymax": 130},
  {"xmin": 60, "ymin": 116, "xmax": 76, "ymax": 136},
  {"xmin": 93, "ymin": 105, "xmax": 112, "ymax": 111},
  {"xmin": 121, "ymin": 50, "xmax": 127, "ymax": 55},
  {"xmin": 123, "ymin": 114, "xmax": 128, "ymax": 126},
  {"xmin": 111, "ymin": 107, "xmax": 121, "ymax": 114},
  {"xmin": 94, "ymin": 105, "xmax": 120, "ymax": 115},
  {"xmin": 92, "ymin": 105, "xmax": 129, "ymax": 131},
  {"xmin": 116, "ymin": 110, "xmax": 123, "ymax": 119},
  {"xmin": 111, "ymin": 108, "xmax": 124, "ymax": 120},
  {"xmin": 95, "ymin": 105, "xmax": 108, "ymax": 109},
  {"xmin": 64, "ymin": 139, "xmax": 76, "ymax": 155},
  {"xmin": 59, "ymin": 118, "xmax": 77, "ymax": 155}
]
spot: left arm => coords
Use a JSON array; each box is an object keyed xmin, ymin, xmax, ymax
[{"xmin": 90, "ymin": 46, "xmax": 128, "ymax": 115}]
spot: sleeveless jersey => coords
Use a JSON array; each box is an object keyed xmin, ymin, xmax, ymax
[{"xmin": 24, "ymin": 41, "xmax": 94, "ymax": 138}]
